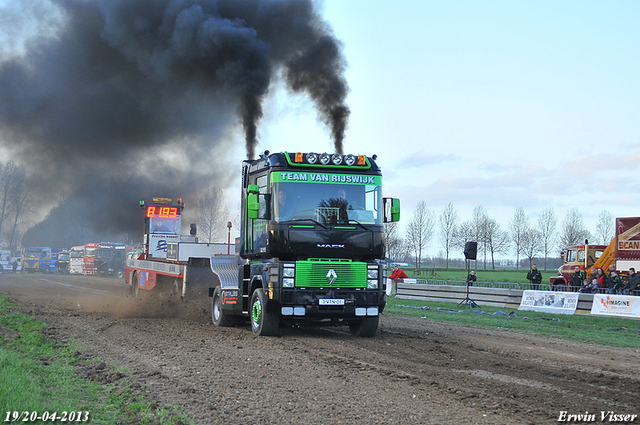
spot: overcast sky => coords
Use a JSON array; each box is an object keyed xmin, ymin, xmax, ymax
[
  {"xmin": 250, "ymin": 0, "xmax": 640, "ymax": 257},
  {"xmin": 1, "ymin": 0, "xmax": 639, "ymax": 259}
]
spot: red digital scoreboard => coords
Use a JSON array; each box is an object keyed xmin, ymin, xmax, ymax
[{"xmin": 146, "ymin": 205, "xmax": 179, "ymax": 218}]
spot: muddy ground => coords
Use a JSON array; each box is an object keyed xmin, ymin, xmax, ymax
[{"xmin": 0, "ymin": 273, "xmax": 638, "ymax": 424}]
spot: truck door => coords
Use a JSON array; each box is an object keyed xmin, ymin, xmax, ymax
[{"xmin": 243, "ymin": 173, "xmax": 270, "ymax": 256}]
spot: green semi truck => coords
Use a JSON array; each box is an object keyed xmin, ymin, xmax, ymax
[{"xmin": 209, "ymin": 151, "xmax": 400, "ymax": 337}]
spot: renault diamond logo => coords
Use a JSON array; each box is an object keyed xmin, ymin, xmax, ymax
[{"xmin": 326, "ymin": 269, "xmax": 337, "ymax": 285}]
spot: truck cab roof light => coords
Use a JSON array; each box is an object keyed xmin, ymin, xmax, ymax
[
  {"xmin": 319, "ymin": 153, "xmax": 331, "ymax": 165},
  {"xmin": 345, "ymin": 154, "xmax": 356, "ymax": 166},
  {"xmin": 295, "ymin": 152, "xmax": 304, "ymax": 163},
  {"xmin": 331, "ymin": 154, "xmax": 343, "ymax": 165},
  {"xmin": 307, "ymin": 152, "xmax": 318, "ymax": 164},
  {"xmin": 357, "ymin": 155, "xmax": 366, "ymax": 165}
]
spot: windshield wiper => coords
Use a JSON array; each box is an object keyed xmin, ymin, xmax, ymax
[
  {"xmin": 346, "ymin": 219, "xmax": 372, "ymax": 231},
  {"xmin": 288, "ymin": 218, "xmax": 328, "ymax": 229}
]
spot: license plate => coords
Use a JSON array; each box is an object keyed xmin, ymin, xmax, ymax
[{"xmin": 319, "ymin": 299, "xmax": 345, "ymax": 306}]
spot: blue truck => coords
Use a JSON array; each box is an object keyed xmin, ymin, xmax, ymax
[{"xmin": 23, "ymin": 247, "xmax": 59, "ymax": 274}]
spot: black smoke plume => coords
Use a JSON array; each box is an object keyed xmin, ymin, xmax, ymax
[{"xmin": 0, "ymin": 0, "xmax": 350, "ymax": 245}]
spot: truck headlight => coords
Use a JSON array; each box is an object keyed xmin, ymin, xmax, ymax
[
  {"xmin": 367, "ymin": 269, "xmax": 378, "ymax": 279},
  {"xmin": 367, "ymin": 279, "xmax": 378, "ymax": 289},
  {"xmin": 283, "ymin": 278, "xmax": 295, "ymax": 287},
  {"xmin": 283, "ymin": 267, "xmax": 295, "ymax": 277}
]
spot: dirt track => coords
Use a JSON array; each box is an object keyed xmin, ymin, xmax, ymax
[{"xmin": 1, "ymin": 273, "xmax": 639, "ymax": 424}]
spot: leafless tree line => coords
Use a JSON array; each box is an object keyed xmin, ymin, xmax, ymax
[
  {"xmin": 0, "ymin": 161, "xmax": 31, "ymax": 254},
  {"xmin": 385, "ymin": 202, "xmax": 616, "ymax": 270},
  {"xmin": 197, "ymin": 186, "xmax": 230, "ymax": 244}
]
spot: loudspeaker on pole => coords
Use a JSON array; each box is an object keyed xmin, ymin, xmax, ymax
[{"xmin": 464, "ymin": 241, "xmax": 477, "ymax": 260}]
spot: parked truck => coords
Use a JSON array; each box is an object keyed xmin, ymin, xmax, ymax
[
  {"xmin": 208, "ymin": 151, "xmax": 400, "ymax": 337},
  {"xmin": 69, "ymin": 246, "xmax": 84, "ymax": 275},
  {"xmin": 82, "ymin": 243, "xmax": 99, "ymax": 275},
  {"xmin": 96, "ymin": 243, "xmax": 130, "ymax": 278},
  {"xmin": 23, "ymin": 247, "xmax": 58, "ymax": 274},
  {"xmin": 550, "ymin": 216, "xmax": 640, "ymax": 291},
  {"xmin": 55, "ymin": 250, "xmax": 70, "ymax": 274},
  {"xmin": 124, "ymin": 197, "xmax": 229, "ymax": 299},
  {"xmin": 0, "ymin": 250, "xmax": 20, "ymax": 273}
]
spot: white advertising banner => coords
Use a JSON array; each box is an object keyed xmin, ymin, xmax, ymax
[
  {"xmin": 148, "ymin": 234, "xmax": 180, "ymax": 259},
  {"xmin": 518, "ymin": 290, "xmax": 579, "ymax": 315},
  {"xmin": 590, "ymin": 294, "xmax": 640, "ymax": 318}
]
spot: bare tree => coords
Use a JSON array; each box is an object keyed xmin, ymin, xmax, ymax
[
  {"xmin": 537, "ymin": 207, "xmax": 557, "ymax": 271},
  {"xmin": 509, "ymin": 207, "xmax": 529, "ymax": 270},
  {"xmin": 406, "ymin": 201, "xmax": 435, "ymax": 270},
  {"xmin": 384, "ymin": 221, "xmax": 404, "ymax": 262},
  {"xmin": 595, "ymin": 210, "xmax": 614, "ymax": 245},
  {"xmin": 197, "ymin": 186, "xmax": 229, "ymax": 243},
  {"xmin": 439, "ymin": 202, "xmax": 458, "ymax": 269},
  {"xmin": 559, "ymin": 208, "xmax": 591, "ymax": 252},
  {"xmin": 5, "ymin": 165, "xmax": 30, "ymax": 254},
  {"xmin": 522, "ymin": 229, "xmax": 542, "ymax": 269},
  {"xmin": 0, "ymin": 161, "xmax": 21, "ymax": 244},
  {"xmin": 472, "ymin": 206, "xmax": 489, "ymax": 268},
  {"xmin": 484, "ymin": 218, "xmax": 510, "ymax": 269},
  {"xmin": 453, "ymin": 220, "xmax": 474, "ymax": 250}
]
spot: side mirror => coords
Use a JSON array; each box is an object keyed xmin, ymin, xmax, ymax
[
  {"xmin": 383, "ymin": 198, "xmax": 400, "ymax": 223},
  {"xmin": 190, "ymin": 223, "xmax": 197, "ymax": 236},
  {"xmin": 247, "ymin": 184, "xmax": 260, "ymax": 219}
]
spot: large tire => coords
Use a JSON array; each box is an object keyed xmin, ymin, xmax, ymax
[
  {"xmin": 129, "ymin": 272, "xmax": 136, "ymax": 297},
  {"xmin": 250, "ymin": 288, "xmax": 279, "ymax": 336},
  {"xmin": 349, "ymin": 316, "xmax": 379, "ymax": 337},
  {"xmin": 211, "ymin": 287, "xmax": 242, "ymax": 327},
  {"xmin": 133, "ymin": 272, "xmax": 141, "ymax": 298}
]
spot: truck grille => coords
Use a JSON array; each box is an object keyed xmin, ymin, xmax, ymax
[{"xmin": 295, "ymin": 259, "xmax": 367, "ymax": 288}]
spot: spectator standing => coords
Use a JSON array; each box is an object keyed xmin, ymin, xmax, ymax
[
  {"xmin": 622, "ymin": 268, "xmax": 638, "ymax": 294},
  {"xmin": 605, "ymin": 265, "xmax": 623, "ymax": 294},
  {"xmin": 569, "ymin": 266, "xmax": 586, "ymax": 292},
  {"xmin": 387, "ymin": 266, "xmax": 408, "ymax": 297},
  {"xmin": 628, "ymin": 269, "xmax": 640, "ymax": 295},
  {"xmin": 466, "ymin": 270, "xmax": 477, "ymax": 287},
  {"xmin": 12, "ymin": 260, "xmax": 18, "ymax": 273},
  {"xmin": 526, "ymin": 264, "xmax": 543, "ymax": 290}
]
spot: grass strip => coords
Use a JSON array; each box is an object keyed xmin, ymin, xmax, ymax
[
  {"xmin": 0, "ymin": 296, "xmax": 193, "ymax": 425},
  {"xmin": 386, "ymin": 296, "xmax": 640, "ymax": 348}
]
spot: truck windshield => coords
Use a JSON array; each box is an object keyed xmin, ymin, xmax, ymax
[
  {"xmin": 272, "ymin": 179, "xmax": 382, "ymax": 225},
  {"xmin": 149, "ymin": 215, "xmax": 180, "ymax": 234},
  {"xmin": 25, "ymin": 249, "xmax": 42, "ymax": 257},
  {"xmin": 97, "ymin": 249, "xmax": 112, "ymax": 259},
  {"xmin": 70, "ymin": 251, "xmax": 83, "ymax": 258}
]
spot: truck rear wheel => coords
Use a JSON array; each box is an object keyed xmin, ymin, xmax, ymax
[
  {"xmin": 250, "ymin": 288, "xmax": 279, "ymax": 336},
  {"xmin": 129, "ymin": 272, "xmax": 136, "ymax": 297},
  {"xmin": 132, "ymin": 272, "xmax": 141, "ymax": 298},
  {"xmin": 211, "ymin": 287, "xmax": 242, "ymax": 327},
  {"xmin": 348, "ymin": 316, "xmax": 379, "ymax": 337}
]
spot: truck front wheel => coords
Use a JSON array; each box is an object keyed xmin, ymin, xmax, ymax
[
  {"xmin": 212, "ymin": 287, "xmax": 242, "ymax": 327},
  {"xmin": 348, "ymin": 316, "xmax": 379, "ymax": 337},
  {"xmin": 250, "ymin": 288, "xmax": 279, "ymax": 336}
]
